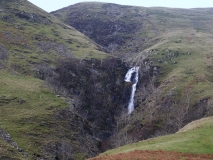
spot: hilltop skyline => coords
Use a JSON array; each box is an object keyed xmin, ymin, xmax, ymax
[{"xmin": 28, "ymin": 0, "xmax": 213, "ymax": 12}]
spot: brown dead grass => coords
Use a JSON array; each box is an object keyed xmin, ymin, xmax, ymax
[{"xmin": 90, "ymin": 150, "xmax": 213, "ymax": 160}]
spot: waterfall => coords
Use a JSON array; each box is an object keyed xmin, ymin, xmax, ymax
[{"xmin": 124, "ymin": 67, "xmax": 139, "ymax": 114}]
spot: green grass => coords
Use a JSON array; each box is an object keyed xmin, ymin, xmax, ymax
[
  {"xmin": 144, "ymin": 29, "xmax": 213, "ymax": 103},
  {"xmin": 2, "ymin": 1, "xmax": 213, "ymax": 158},
  {"xmin": 0, "ymin": 1, "xmax": 111, "ymax": 158},
  {"xmin": 0, "ymin": 0, "xmax": 108, "ymax": 75},
  {"xmin": 0, "ymin": 69, "xmax": 68, "ymax": 156},
  {"xmin": 101, "ymin": 117, "xmax": 213, "ymax": 156},
  {"xmin": 0, "ymin": 138, "xmax": 25, "ymax": 159}
]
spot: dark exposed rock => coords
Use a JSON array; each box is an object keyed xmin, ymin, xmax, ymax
[
  {"xmin": 38, "ymin": 57, "xmax": 128, "ymax": 154},
  {"xmin": 1, "ymin": 15, "xmax": 15, "ymax": 22},
  {"xmin": 35, "ymin": 41, "xmax": 72, "ymax": 57},
  {"xmin": 15, "ymin": 11, "xmax": 51, "ymax": 24},
  {"xmin": 0, "ymin": 127, "xmax": 22, "ymax": 152},
  {"xmin": 55, "ymin": 141, "xmax": 74, "ymax": 160},
  {"xmin": 53, "ymin": 109, "xmax": 101, "ymax": 158},
  {"xmin": 18, "ymin": 98, "xmax": 25, "ymax": 104}
]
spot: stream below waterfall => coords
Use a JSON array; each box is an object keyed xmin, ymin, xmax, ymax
[{"xmin": 124, "ymin": 67, "xmax": 139, "ymax": 114}]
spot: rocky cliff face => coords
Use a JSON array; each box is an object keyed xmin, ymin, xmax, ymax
[
  {"xmin": 45, "ymin": 56, "xmax": 161, "ymax": 152},
  {"xmin": 38, "ymin": 56, "xmax": 128, "ymax": 139}
]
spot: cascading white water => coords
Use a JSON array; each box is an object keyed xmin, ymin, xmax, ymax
[{"xmin": 124, "ymin": 67, "xmax": 139, "ymax": 114}]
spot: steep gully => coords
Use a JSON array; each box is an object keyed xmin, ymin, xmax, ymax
[{"xmin": 124, "ymin": 67, "xmax": 139, "ymax": 114}]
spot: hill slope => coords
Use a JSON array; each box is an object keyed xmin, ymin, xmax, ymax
[
  {"xmin": 91, "ymin": 116, "xmax": 213, "ymax": 159},
  {"xmin": 52, "ymin": 3, "xmax": 213, "ymax": 56},
  {"xmin": 52, "ymin": 2, "xmax": 213, "ymax": 152},
  {"xmin": 0, "ymin": 0, "xmax": 126, "ymax": 159},
  {"xmin": 1, "ymin": 1, "xmax": 213, "ymax": 159}
]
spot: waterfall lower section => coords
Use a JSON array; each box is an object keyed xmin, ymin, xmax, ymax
[{"xmin": 124, "ymin": 67, "xmax": 139, "ymax": 114}]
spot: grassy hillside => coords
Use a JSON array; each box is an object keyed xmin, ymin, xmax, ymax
[
  {"xmin": 92, "ymin": 116, "xmax": 213, "ymax": 159},
  {"xmin": 0, "ymin": 0, "xmax": 106, "ymax": 69},
  {"xmin": 0, "ymin": 137, "xmax": 26, "ymax": 159},
  {"xmin": 124, "ymin": 26, "xmax": 213, "ymax": 146},
  {"xmin": 0, "ymin": 0, "xmax": 110, "ymax": 159},
  {"xmin": 1, "ymin": 1, "xmax": 213, "ymax": 158},
  {"xmin": 0, "ymin": 70, "xmax": 67, "ymax": 157}
]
